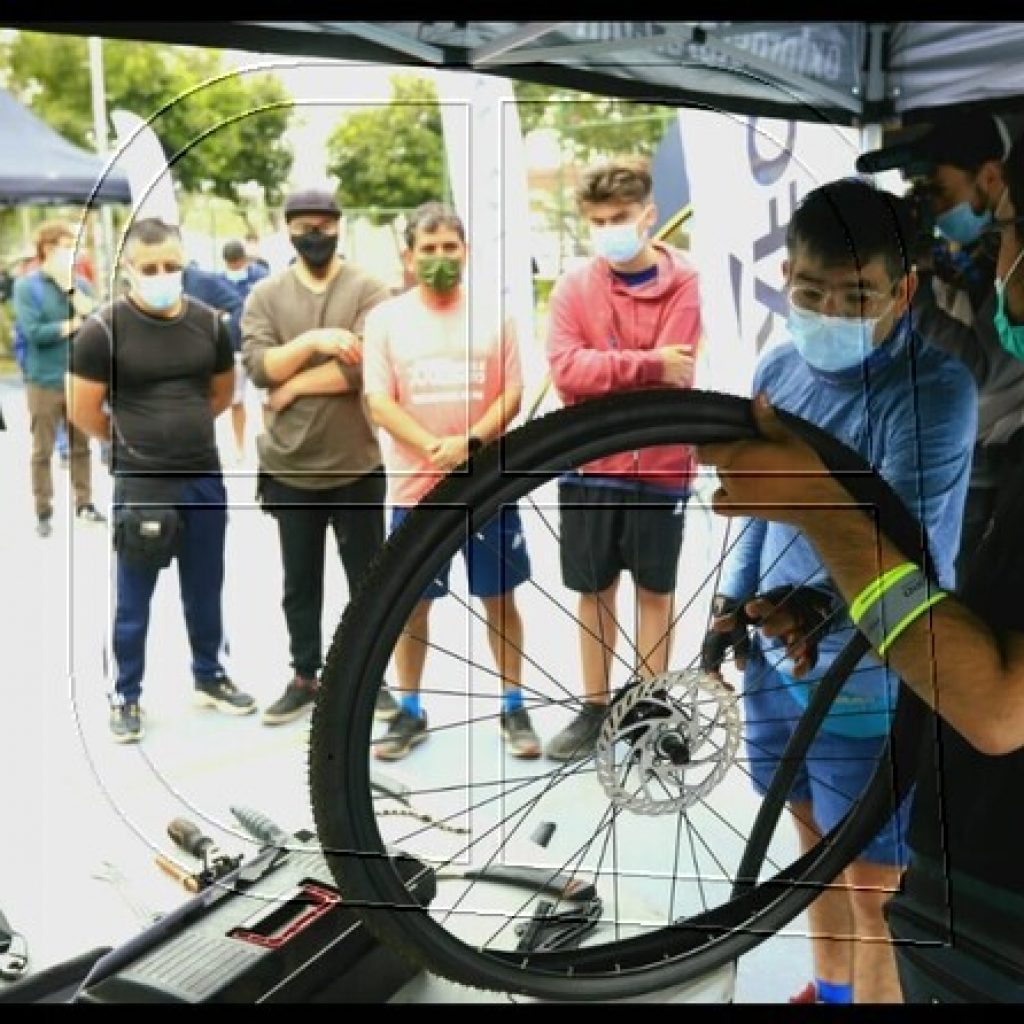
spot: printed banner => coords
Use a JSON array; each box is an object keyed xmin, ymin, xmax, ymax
[
  {"xmin": 431, "ymin": 69, "xmax": 542, "ymax": 400},
  {"xmin": 677, "ymin": 108, "xmax": 861, "ymax": 396},
  {"xmin": 109, "ymin": 108, "xmax": 181, "ymax": 227}
]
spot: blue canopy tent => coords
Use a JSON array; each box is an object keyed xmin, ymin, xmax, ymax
[{"xmin": 0, "ymin": 86, "xmax": 130, "ymax": 206}]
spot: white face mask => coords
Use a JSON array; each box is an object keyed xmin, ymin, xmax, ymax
[
  {"xmin": 787, "ymin": 303, "xmax": 894, "ymax": 373},
  {"xmin": 44, "ymin": 246, "xmax": 75, "ymax": 290},
  {"xmin": 131, "ymin": 270, "xmax": 184, "ymax": 312},
  {"xmin": 591, "ymin": 220, "xmax": 648, "ymax": 265}
]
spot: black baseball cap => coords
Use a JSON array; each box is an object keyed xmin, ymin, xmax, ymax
[
  {"xmin": 283, "ymin": 187, "xmax": 342, "ymax": 221},
  {"xmin": 856, "ymin": 113, "xmax": 1014, "ymax": 177}
]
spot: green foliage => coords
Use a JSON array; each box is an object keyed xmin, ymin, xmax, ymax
[
  {"xmin": 0, "ymin": 299, "xmax": 15, "ymax": 374},
  {"xmin": 326, "ymin": 75, "xmax": 446, "ymax": 226},
  {"xmin": 0, "ymin": 30, "xmax": 294, "ymax": 204},
  {"xmin": 514, "ymin": 81, "xmax": 672, "ymax": 161}
]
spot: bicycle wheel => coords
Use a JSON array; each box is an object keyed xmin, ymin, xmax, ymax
[{"xmin": 309, "ymin": 389, "xmax": 930, "ymax": 1001}]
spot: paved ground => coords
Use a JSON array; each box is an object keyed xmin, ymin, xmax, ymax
[{"xmin": 0, "ymin": 373, "xmax": 814, "ymax": 1003}]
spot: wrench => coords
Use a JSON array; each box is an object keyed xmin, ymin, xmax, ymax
[{"xmin": 90, "ymin": 861, "xmax": 162, "ymax": 926}]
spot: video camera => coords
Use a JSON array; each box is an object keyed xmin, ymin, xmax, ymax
[
  {"xmin": 898, "ymin": 182, "xmax": 982, "ymax": 288},
  {"xmin": 901, "ymin": 181, "xmax": 937, "ymax": 256}
]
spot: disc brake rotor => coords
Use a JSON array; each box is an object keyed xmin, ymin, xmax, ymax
[{"xmin": 594, "ymin": 669, "xmax": 741, "ymax": 815}]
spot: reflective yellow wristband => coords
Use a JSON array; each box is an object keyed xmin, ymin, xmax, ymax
[{"xmin": 850, "ymin": 562, "xmax": 917, "ymax": 624}]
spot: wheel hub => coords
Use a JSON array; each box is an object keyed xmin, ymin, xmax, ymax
[{"xmin": 594, "ymin": 669, "xmax": 741, "ymax": 815}]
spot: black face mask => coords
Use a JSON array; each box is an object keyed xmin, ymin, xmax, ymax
[{"xmin": 291, "ymin": 229, "xmax": 338, "ymax": 269}]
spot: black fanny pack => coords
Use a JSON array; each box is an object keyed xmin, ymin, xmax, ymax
[{"xmin": 112, "ymin": 477, "xmax": 185, "ymax": 570}]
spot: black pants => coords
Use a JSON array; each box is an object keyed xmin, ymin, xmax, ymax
[{"xmin": 259, "ymin": 470, "xmax": 386, "ymax": 679}]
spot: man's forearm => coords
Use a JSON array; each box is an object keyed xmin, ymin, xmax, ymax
[
  {"xmin": 795, "ymin": 492, "xmax": 1024, "ymax": 755},
  {"xmin": 210, "ymin": 394, "xmax": 232, "ymax": 417},
  {"xmin": 367, "ymin": 396, "xmax": 438, "ymax": 455},
  {"xmin": 470, "ymin": 389, "xmax": 523, "ymax": 442},
  {"xmin": 286, "ymin": 360, "xmax": 354, "ymax": 397},
  {"xmin": 261, "ymin": 335, "xmax": 316, "ymax": 384},
  {"xmin": 70, "ymin": 407, "xmax": 111, "ymax": 443}
]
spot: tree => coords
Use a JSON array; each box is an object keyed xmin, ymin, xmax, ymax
[
  {"xmin": 325, "ymin": 75, "xmax": 446, "ymax": 227},
  {"xmin": 514, "ymin": 81, "xmax": 672, "ymax": 162},
  {"xmin": 0, "ymin": 30, "xmax": 294, "ymax": 204}
]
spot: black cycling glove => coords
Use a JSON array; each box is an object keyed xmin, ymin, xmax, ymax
[{"xmin": 700, "ymin": 594, "xmax": 753, "ymax": 674}]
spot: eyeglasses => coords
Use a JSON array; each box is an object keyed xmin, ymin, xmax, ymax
[{"xmin": 787, "ymin": 282, "xmax": 898, "ymax": 319}]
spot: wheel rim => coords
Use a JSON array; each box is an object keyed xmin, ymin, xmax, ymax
[{"xmin": 310, "ymin": 390, "xmax": 929, "ymax": 1000}]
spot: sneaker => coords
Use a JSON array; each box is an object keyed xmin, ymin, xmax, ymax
[
  {"xmin": 501, "ymin": 707, "xmax": 542, "ymax": 759},
  {"xmin": 544, "ymin": 703, "xmax": 607, "ymax": 762},
  {"xmin": 110, "ymin": 702, "xmax": 144, "ymax": 743},
  {"xmin": 262, "ymin": 676, "xmax": 317, "ymax": 725},
  {"xmin": 788, "ymin": 982, "xmax": 818, "ymax": 1004},
  {"xmin": 76, "ymin": 503, "xmax": 107, "ymax": 525},
  {"xmin": 193, "ymin": 676, "xmax": 257, "ymax": 716},
  {"xmin": 375, "ymin": 685, "xmax": 401, "ymax": 722},
  {"xmin": 36, "ymin": 515, "xmax": 52, "ymax": 538},
  {"xmin": 373, "ymin": 708, "xmax": 428, "ymax": 761}
]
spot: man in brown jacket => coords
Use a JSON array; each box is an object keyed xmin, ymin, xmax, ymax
[{"xmin": 242, "ymin": 187, "xmax": 399, "ymax": 725}]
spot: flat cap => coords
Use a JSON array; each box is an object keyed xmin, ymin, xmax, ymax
[{"xmin": 283, "ymin": 187, "xmax": 342, "ymax": 221}]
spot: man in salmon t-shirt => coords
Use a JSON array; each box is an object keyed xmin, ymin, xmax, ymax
[
  {"xmin": 362, "ymin": 202, "xmax": 541, "ymax": 762},
  {"xmin": 544, "ymin": 155, "xmax": 703, "ymax": 762}
]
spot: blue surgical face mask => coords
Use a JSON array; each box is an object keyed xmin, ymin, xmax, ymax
[
  {"xmin": 994, "ymin": 246, "xmax": 1024, "ymax": 360},
  {"xmin": 133, "ymin": 270, "xmax": 183, "ymax": 312},
  {"xmin": 935, "ymin": 200, "xmax": 992, "ymax": 245},
  {"xmin": 787, "ymin": 304, "xmax": 892, "ymax": 373},
  {"xmin": 591, "ymin": 220, "xmax": 647, "ymax": 265}
]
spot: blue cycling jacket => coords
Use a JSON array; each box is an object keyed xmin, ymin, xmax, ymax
[{"xmin": 718, "ymin": 314, "xmax": 977, "ymax": 737}]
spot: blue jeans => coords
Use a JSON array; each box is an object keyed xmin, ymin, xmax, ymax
[{"xmin": 112, "ymin": 475, "xmax": 227, "ymax": 702}]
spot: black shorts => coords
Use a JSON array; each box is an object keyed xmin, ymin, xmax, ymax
[{"xmin": 557, "ymin": 480, "xmax": 687, "ymax": 595}]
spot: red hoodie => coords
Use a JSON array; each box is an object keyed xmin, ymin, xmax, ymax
[{"xmin": 546, "ymin": 242, "xmax": 702, "ymax": 490}]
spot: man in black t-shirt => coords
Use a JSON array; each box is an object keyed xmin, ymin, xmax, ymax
[{"xmin": 67, "ymin": 217, "xmax": 257, "ymax": 743}]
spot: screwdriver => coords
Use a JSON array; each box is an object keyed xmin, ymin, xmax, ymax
[{"xmin": 167, "ymin": 816, "xmax": 242, "ymax": 878}]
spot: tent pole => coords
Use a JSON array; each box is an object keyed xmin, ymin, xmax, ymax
[
  {"xmin": 20, "ymin": 206, "xmax": 32, "ymax": 252},
  {"xmin": 88, "ymin": 36, "xmax": 116, "ymax": 299}
]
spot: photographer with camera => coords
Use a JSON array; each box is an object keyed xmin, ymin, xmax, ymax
[{"xmin": 857, "ymin": 112, "xmax": 1024, "ymax": 584}]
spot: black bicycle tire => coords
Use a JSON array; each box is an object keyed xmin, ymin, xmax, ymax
[{"xmin": 309, "ymin": 388, "xmax": 930, "ymax": 1001}]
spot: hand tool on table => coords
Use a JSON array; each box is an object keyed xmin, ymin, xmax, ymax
[
  {"xmin": 165, "ymin": 816, "xmax": 243, "ymax": 889},
  {"xmin": 90, "ymin": 860, "xmax": 162, "ymax": 926},
  {"xmin": 0, "ymin": 906, "xmax": 28, "ymax": 981}
]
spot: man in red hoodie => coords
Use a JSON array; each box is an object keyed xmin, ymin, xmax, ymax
[{"xmin": 544, "ymin": 156, "xmax": 702, "ymax": 761}]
